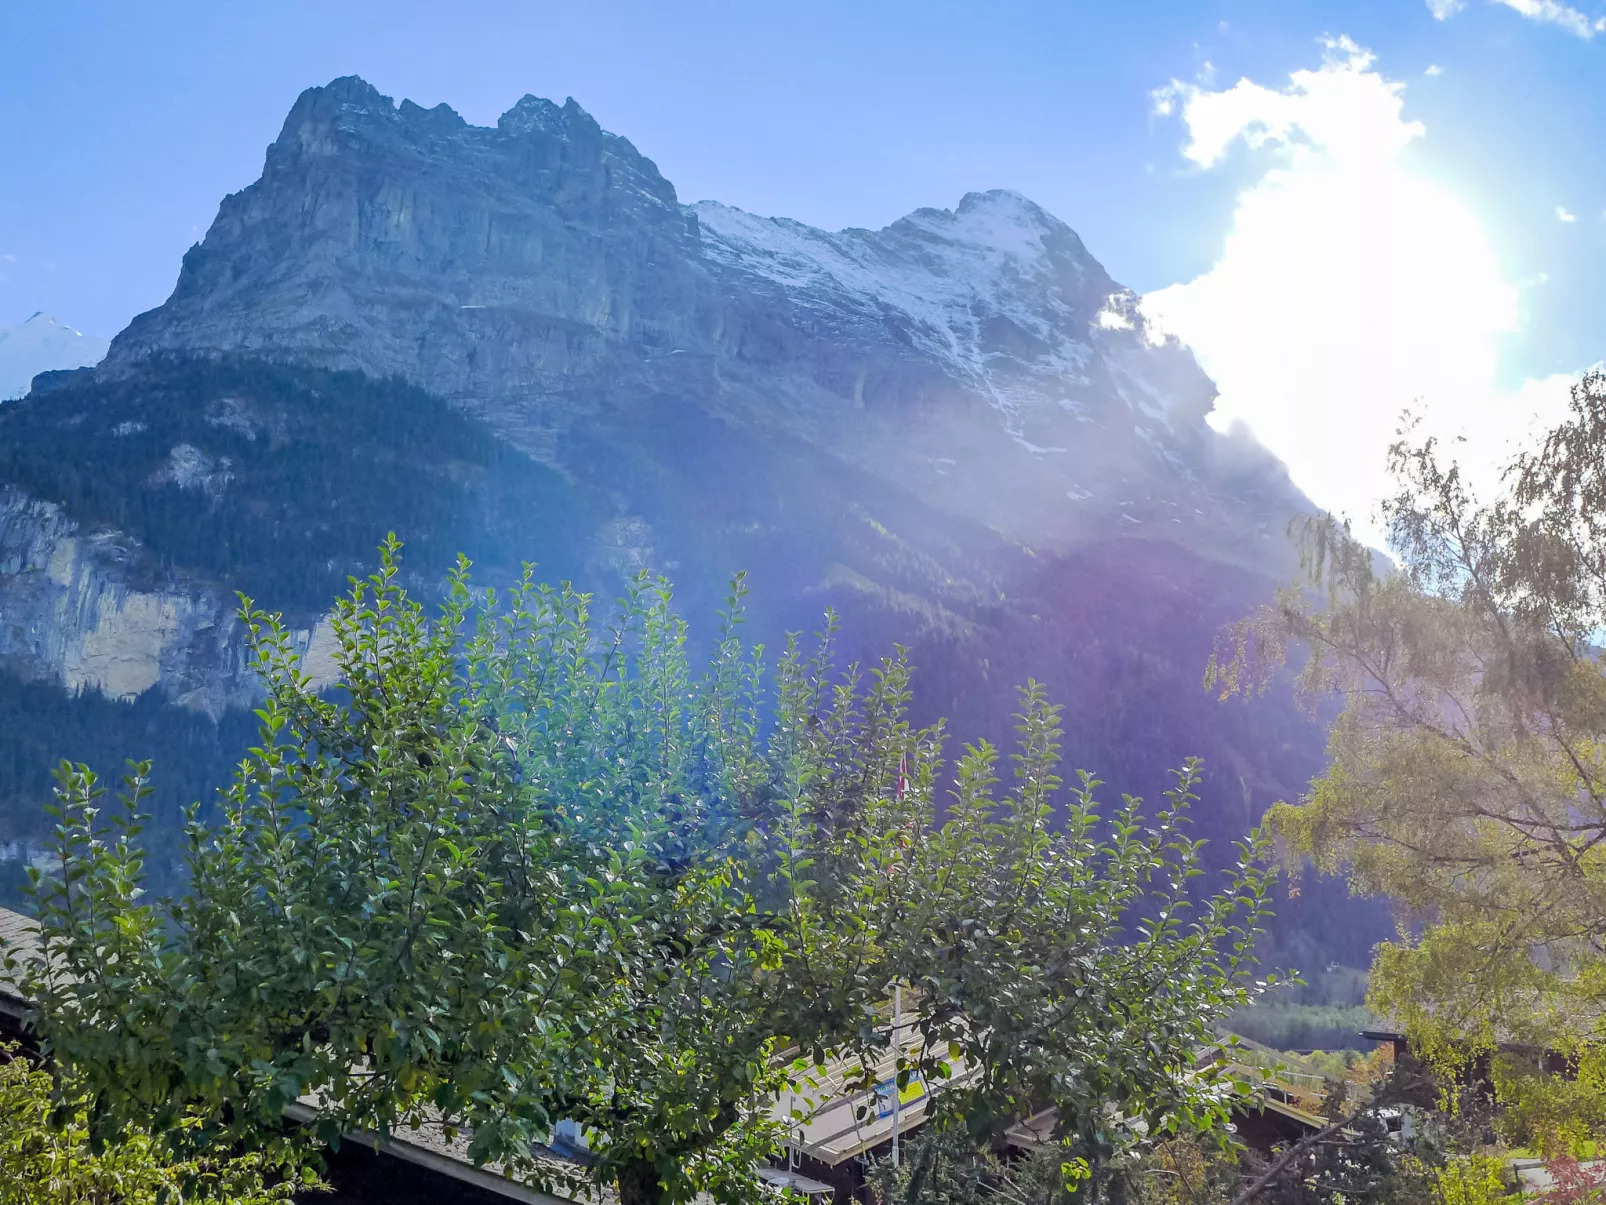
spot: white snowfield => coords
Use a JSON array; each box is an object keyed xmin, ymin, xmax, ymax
[
  {"xmin": 693, "ymin": 189, "xmax": 1177, "ymax": 433},
  {"xmin": 0, "ymin": 313, "xmax": 108, "ymax": 401}
]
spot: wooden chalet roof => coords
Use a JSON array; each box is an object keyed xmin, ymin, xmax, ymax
[
  {"xmin": 283, "ymin": 1100, "xmax": 595, "ymax": 1205},
  {"xmin": 0, "ymin": 905, "xmax": 39, "ymax": 1028}
]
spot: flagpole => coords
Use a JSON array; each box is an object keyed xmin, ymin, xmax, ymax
[
  {"xmin": 891, "ymin": 982, "xmax": 902, "ymax": 1168},
  {"xmin": 893, "ymin": 754, "xmax": 908, "ymax": 1169}
]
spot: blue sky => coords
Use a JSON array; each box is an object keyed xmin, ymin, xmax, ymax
[{"xmin": 3, "ymin": 0, "xmax": 1604, "ymax": 524}]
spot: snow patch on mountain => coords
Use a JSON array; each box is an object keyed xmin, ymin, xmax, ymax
[
  {"xmin": 0, "ymin": 314, "xmax": 109, "ymax": 400},
  {"xmin": 694, "ymin": 190, "xmax": 1106, "ymax": 425}
]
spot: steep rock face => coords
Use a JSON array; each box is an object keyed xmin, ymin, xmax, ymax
[
  {"xmin": 0, "ymin": 486, "xmax": 335, "ymax": 717},
  {"xmin": 107, "ymin": 77, "xmax": 1303, "ymax": 568},
  {"xmin": 110, "ymin": 78, "xmax": 704, "ymax": 458}
]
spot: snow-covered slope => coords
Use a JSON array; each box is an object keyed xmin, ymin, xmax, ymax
[
  {"xmin": 0, "ymin": 314, "xmax": 108, "ymax": 400},
  {"xmin": 692, "ymin": 190, "xmax": 1293, "ymax": 560},
  {"xmin": 697, "ymin": 191, "xmax": 1125, "ymax": 432}
]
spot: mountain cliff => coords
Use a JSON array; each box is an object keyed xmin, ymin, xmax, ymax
[
  {"xmin": 105, "ymin": 76, "xmax": 1301, "ymax": 565},
  {"xmin": 0, "ymin": 78, "xmax": 1370, "ymax": 959}
]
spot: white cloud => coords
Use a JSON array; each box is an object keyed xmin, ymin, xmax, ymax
[
  {"xmin": 1424, "ymin": 63, "xmax": 1445, "ymax": 75},
  {"xmin": 1152, "ymin": 39, "xmax": 1421, "ymax": 171},
  {"xmin": 1559, "ymin": 205, "xmax": 1578, "ymax": 222},
  {"xmin": 1431, "ymin": 0, "xmax": 1606, "ymax": 36},
  {"xmin": 1143, "ymin": 39, "xmax": 1575, "ymax": 536},
  {"xmin": 1495, "ymin": 0, "xmax": 1606, "ymax": 36}
]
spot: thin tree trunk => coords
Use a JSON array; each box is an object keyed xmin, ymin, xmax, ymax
[
  {"xmin": 617, "ymin": 1157, "xmax": 666, "ymax": 1205},
  {"xmin": 1229, "ymin": 1113, "xmax": 1359, "ymax": 1205}
]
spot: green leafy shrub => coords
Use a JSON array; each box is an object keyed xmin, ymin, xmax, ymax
[
  {"xmin": 1432, "ymin": 1154, "xmax": 1510, "ymax": 1205},
  {"xmin": 22, "ymin": 541, "xmax": 1279, "ymax": 1205},
  {"xmin": 1493, "ymin": 1049, "xmax": 1606, "ymax": 1158},
  {"xmin": 0, "ymin": 1043, "xmax": 311, "ymax": 1204}
]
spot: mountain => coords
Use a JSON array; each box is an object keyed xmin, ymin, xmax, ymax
[
  {"xmin": 104, "ymin": 76, "xmax": 1300, "ymax": 565},
  {"xmin": 0, "ymin": 77, "xmax": 1377, "ymax": 960},
  {"xmin": 0, "ymin": 313, "xmax": 108, "ymax": 400}
]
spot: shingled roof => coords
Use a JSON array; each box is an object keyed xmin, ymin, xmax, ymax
[{"xmin": 0, "ymin": 905, "xmax": 39, "ymax": 1036}]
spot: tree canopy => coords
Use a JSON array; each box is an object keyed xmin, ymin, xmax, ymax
[
  {"xmin": 19, "ymin": 539, "xmax": 1277, "ymax": 1204},
  {"xmin": 0, "ymin": 1042, "xmax": 307, "ymax": 1205},
  {"xmin": 1208, "ymin": 371, "xmax": 1606, "ymax": 1107}
]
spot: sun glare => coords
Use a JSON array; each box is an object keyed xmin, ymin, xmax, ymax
[{"xmin": 1142, "ymin": 40, "xmax": 1568, "ymax": 537}]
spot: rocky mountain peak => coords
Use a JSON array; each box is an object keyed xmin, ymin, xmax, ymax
[
  {"xmin": 947, "ymin": 188, "xmax": 1066, "ymax": 246},
  {"xmin": 498, "ymin": 93, "xmax": 595, "ymax": 138},
  {"xmin": 103, "ymin": 77, "xmax": 1304, "ymax": 567},
  {"xmin": 313, "ymin": 73, "xmax": 390, "ymax": 108},
  {"xmin": 949, "ymin": 188, "xmax": 1096, "ymax": 270},
  {"xmin": 256, "ymin": 75, "xmax": 678, "ymax": 212},
  {"xmin": 956, "ymin": 187, "xmax": 1046, "ymax": 216},
  {"xmin": 272, "ymin": 75, "xmax": 410, "ymax": 150}
]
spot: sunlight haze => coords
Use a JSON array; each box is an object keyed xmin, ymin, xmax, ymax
[{"xmin": 1142, "ymin": 37, "xmax": 1582, "ymax": 537}]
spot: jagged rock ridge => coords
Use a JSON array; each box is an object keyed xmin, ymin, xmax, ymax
[{"xmin": 106, "ymin": 75, "xmax": 1303, "ymax": 566}]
